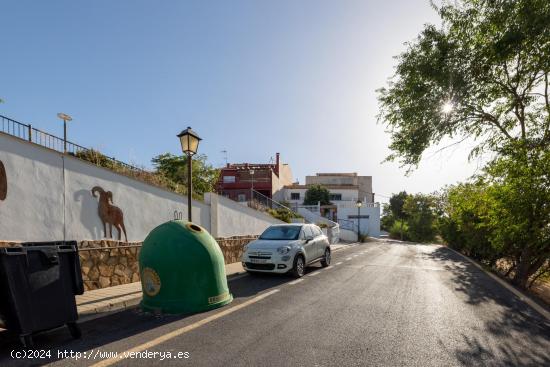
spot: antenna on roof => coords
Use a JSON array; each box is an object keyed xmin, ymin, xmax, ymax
[{"xmin": 221, "ymin": 150, "xmax": 228, "ymax": 166}]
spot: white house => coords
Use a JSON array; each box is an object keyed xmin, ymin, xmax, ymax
[{"xmin": 282, "ymin": 173, "xmax": 380, "ymax": 237}]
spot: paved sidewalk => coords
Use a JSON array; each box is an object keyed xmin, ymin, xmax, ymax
[
  {"xmin": 77, "ymin": 261, "xmax": 247, "ymax": 321},
  {"xmin": 76, "ymin": 243, "xmax": 355, "ymax": 321}
]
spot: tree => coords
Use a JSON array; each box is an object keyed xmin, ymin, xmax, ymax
[
  {"xmin": 440, "ymin": 148, "xmax": 550, "ymax": 288},
  {"xmin": 389, "ymin": 191, "xmax": 408, "ymax": 240},
  {"xmin": 378, "ymin": 0, "xmax": 550, "ymax": 168},
  {"xmin": 483, "ymin": 148, "xmax": 550, "ymax": 288},
  {"xmin": 303, "ymin": 184, "xmax": 332, "ymax": 206},
  {"xmin": 377, "ymin": 0, "xmax": 550, "ymax": 289},
  {"xmin": 403, "ymin": 194, "xmax": 437, "ymax": 242},
  {"xmin": 439, "ymin": 182, "xmax": 497, "ymax": 263},
  {"xmin": 380, "ymin": 203, "xmax": 395, "ymax": 231},
  {"xmin": 151, "ymin": 153, "xmax": 220, "ymax": 198}
]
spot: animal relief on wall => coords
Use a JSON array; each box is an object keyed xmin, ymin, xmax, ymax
[
  {"xmin": 91, "ymin": 186, "xmax": 128, "ymax": 242},
  {"xmin": 0, "ymin": 160, "xmax": 6, "ymax": 201}
]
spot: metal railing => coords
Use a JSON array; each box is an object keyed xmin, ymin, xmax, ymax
[
  {"xmin": 0, "ymin": 114, "xmax": 145, "ymax": 173},
  {"xmin": 249, "ymin": 189, "xmax": 296, "ymax": 213}
]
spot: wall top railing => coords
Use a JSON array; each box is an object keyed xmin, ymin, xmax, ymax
[{"xmin": 0, "ymin": 114, "xmax": 146, "ymax": 173}]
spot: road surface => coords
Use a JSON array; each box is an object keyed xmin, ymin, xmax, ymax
[{"xmin": 1, "ymin": 241, "xmax": 549, "ymax": 366}]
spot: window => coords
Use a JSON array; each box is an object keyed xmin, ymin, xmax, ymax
[
  {"xmin": 223, "ymin": 176, "xmax": 236, "ymax": 183},
  {"xmin": 329, "ymin": 193, "xmax": 342, "ymax": 201},
  {"xmin": 302, "ymin": 226, "xmax": 314, "ymax": 240},
  {"xmin": 313, "ymin": 227, "xmax": 323, "ymax": 236},
  {"xmin": 260, "ymin": 226, "xmax": 301, "ymax": 240},
  {"xmin": 290, "ymin": 192, "xmax": 300, "ymax": 200},
  {"xmin": 237, "ymin": 194, "xmax": 246, "ymax": 202}
]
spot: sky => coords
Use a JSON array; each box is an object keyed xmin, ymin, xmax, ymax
[{"xmin": 0, "ymin": 0, "xmax": 483, "ymax": 203}]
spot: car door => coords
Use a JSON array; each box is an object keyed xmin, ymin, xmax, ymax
[
  {"xmin": 312, "ymin": 226, "xmax": 325, "ymax": 258},
  {"xmin": 301, "ymin": 225, "xmax": 316, "ymax": 263},
  {"xmin": 316, "ymin": 226, "xmax": 329, "ymax": 257}
]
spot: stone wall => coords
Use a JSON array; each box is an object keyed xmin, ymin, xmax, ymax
[
  {"xmin": 79, "ymin": 240, "xmax": 141, "ymax": 291},
  {"xmin": 1, "ymin": 236, "xmax": 258, "ymax": 292},
  {"xmin": 217, "ymin": 236, "xmax": 259, "ymax": 264},
  {"xmin": 79, "ymin": 235, "xmax": 258, "ymax": 291}
]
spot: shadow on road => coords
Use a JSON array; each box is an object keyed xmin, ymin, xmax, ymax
[
  {"xmin": 0, "ymin": 272, "xmax": 297, "ymax": 365},
  {"xmin": 428, "ymin": 246, "xmax": 550, "ymax": 366}
]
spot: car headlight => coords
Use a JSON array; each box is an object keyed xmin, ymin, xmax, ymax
[
  {"xmin": 243, "ymin": 245, "xmax": 249, "ymax": 252},
  {"xmin": 277, "ymin": 246, "xmax": 291, "ymax": 255}
]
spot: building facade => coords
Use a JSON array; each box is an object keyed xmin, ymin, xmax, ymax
[
  {"xmin": 216, "ymin": 153, "xmax": 294, "ymax": 202},
  {"xmin": 282, "ymin": 173, "xmax": 380, "ymax": 237}
]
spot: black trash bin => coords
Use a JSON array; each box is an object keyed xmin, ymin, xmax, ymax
[{"xmin": 0, "ymin": 241, "xmax": 84, "ymax": 347}]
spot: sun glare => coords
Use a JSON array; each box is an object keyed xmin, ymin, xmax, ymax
[{"xmin": 442, "ymin": 101, "xmax": 454, "ymax": 114}]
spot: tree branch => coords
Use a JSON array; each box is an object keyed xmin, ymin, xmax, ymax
[{"xmin": 543, "ymin": 72, "xmax": 550, "ymax": 144}]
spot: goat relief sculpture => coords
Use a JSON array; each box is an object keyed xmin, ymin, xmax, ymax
[
  {"xmin": 0, "ymin": 160, "xmax": 6, "ymax": 201},
  {"xmin": 91, "ymin": 186, "xmax": 128, "ymax": 242}
]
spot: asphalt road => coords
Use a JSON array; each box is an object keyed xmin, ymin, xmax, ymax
[{"xmin": 1, "ymin": 241, "xmax": 549, "ymax": 367}]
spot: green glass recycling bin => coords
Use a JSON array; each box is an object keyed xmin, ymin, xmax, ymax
[{"xmin": 139, "ymin": 220, "xmax": 233, "ymax": 314}]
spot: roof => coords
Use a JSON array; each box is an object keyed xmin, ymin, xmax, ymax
[
  {"xmin": 223, "ymin": 164, "xmax": 276, "ymax": 171},
  {"xmin": 283, "ymin": 184, "xmax": 359, "ymax": 190},
  {"xmin": 314, "ymin": 173, "xmax": 357, "ymax": 177}
]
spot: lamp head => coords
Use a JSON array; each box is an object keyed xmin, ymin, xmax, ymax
[{"xmin": 177, "ymin": 126, "xmax": 202, "ymax": 155}]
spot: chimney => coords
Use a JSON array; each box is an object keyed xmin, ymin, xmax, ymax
[{"xmin": 275, "ymin": 153, "xmax": 280, "ymax": 175}]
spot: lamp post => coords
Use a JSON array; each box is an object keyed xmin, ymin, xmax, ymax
[
  {"xmin": 57, "ymin": 113, "xmax": 73, "ymax": 153},
  {"xmin": 356, "ymin": 199, "xmax": 362, "ymax": 242},
  {"xmin": 250, "ymin": 169, "xmax": 255, "ymax": 201},
  {"xmin": 177, "ymin": 127, "xmax": 202, "ymax": 222}
]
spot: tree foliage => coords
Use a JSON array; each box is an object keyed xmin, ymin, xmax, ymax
[
  {"xmin": 384, "ymin": 191, "xmax": 437, "ymax": 242},
  {"xmin": 378, "ymin": 0, "xmax": 550, "ymax": 168},
  {"xmin": 440, "ymin": 148, "xmax": 550, "ymax": 288},
  {"xmin": 151, "ymin": 153, "xmax": 220, "ymax": 198},
  {"xmin": 378, "ymin": 0, "xmax": 550, "ymax": 289},
  {"xmin": 303, "ymin": 184, "xmax": 332, "ymax": 206},
  {"xmin": 403, "ymin": 194, "xmax": 438, "ymax": 242}
]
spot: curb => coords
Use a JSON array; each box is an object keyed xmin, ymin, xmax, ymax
[
  {"xmin": 77, "ymin": 244, "xmax": 362, "ymax": 323},
  {"xmin": 445, "ymin": 246, "xmax": 550, "ymax": 322},
  {"xmin": 78, "ymin": 272, "xmax": 248, "ymax": 323}
]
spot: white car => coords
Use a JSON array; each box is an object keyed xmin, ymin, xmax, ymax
[{"xmin": 242, "ymin": 223, "xmax": 331, "ymax": 278}]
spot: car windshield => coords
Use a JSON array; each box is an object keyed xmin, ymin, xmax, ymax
[{"xmin": 259, "ymin": 225, "xmax": 301, "ymax": 240}]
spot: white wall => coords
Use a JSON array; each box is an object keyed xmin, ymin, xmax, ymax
[
  {"xmin": 337, "ymin": 204, "xmax": 381, "ymax": 237},
  {"xmin": 0, "ymin": 133, "xmax": 65, "ymax": 241},
  {"xmin": 339, "ymin": 228, "xmax": 358, "ymax": 242},
  {"xmin": 205, "ymin": 193, "xmax": 284, "ymax": 238},
  {"xmin": 64, "ymin": 156, "xmax": 210, "ymax": 242},
  {"xmin": 1, "ymin": 133, "xmax": 277, "ymax": 242}
]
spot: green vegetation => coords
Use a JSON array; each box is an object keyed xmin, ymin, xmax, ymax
[
  {"xmin": 151, "ymin": 153, "xmax": 220, "ymax": 198},
  {"xmin": 73, "ymin": 149, "xmax": 219, "ymax": 201},
  {"xmin": 383, "ymin": 193, "xmax": 437, "ymax": 243},
  {"xmin": 303, "ymin": 184, "xmax": 332, "ymax": 206},
  {"xmin": 377, "ymin": 0, "xmax": 550, "ymax": 289},
  {"xmin": 267, "ymin": 207, "xmax": 303, "ymax": 223}
]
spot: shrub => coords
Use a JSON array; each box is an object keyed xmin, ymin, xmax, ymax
[{"xmin": 389, "ymin": 220, "xmax": 409, "ymax": 241}]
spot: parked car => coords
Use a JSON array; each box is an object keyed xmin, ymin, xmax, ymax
[{"xmin": 242, "ymin": 224, "xmax": 331, "ymax": 278}]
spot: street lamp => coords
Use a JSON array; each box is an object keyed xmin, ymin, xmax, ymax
[
  {"xmin": 356, "ymin": 199, "xmax": 363, "ymax": 242},
  {"xmin": 177, "ymin": 126, "xmax": 202, "ymax": 222},
  {"xmin": 57, "ymin": 113, "xmax": 73, "ymax": 153},
  {"xmin": 250, "ymin": 169, "xmax": 255, "ymax": 201}
]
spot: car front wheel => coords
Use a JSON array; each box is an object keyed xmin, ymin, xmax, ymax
[
  {"xmin": 292, "ymin": 255, "xmax": 305, "ymax": 278},
  {"xmin": 321, "ymin": 248, "xmax": 331, "ymax": 267}
]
